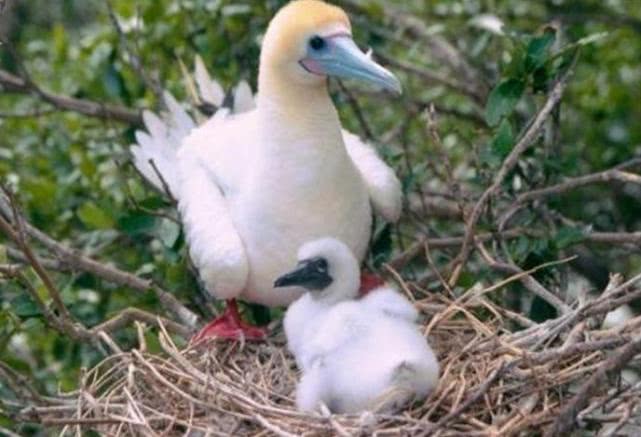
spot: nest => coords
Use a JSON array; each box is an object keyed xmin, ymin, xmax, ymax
[{"xmin": 32, "ymin": 274, "xmax": 641, "ymax": 436}]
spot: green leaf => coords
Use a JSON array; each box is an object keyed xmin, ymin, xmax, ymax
[
  {"xmin": 118, "ymin": 211, "xmax": 157, "ymax": 236},
  {"xmin": 525, "ymin": 29, "xmax": 555, "ymax": 72},
  {"xmin": 511, "ymin": 236, "xmax": 531, "ymax": 263},
  {"xmin": 246, "ymin": 303, "xmax": 271, "ymax": 326},
  {"xmin": 575, "ymin": 31, "xmax": 609, "ymax": 47},
  {"xmin": 77, "ymin": 202, "xmax": 114, "ymax": 230},
  {"xmin": 156, "ymin": 218, "xmax": 180, "ymax": 248},
  {"xmin": 371, "ymin": 224, "xmax": 393, "ymax": 268},
  {"xmin": 364, "ymin": 1, "xmax": 385, "ymax": 19},
  {"xmin": 11, "ymin": 295, "xmax": 42, "ymax": 318},
  {"xmin": 485, "ymin": 78, "xmax": 525, "ymax": 126},
  {"xmin": 554, "ymin": 226, "xmax": 585, "ymax": 249},
  {"xmin": 491, "ymin": 119, "xmax": 514, "ymax": 158}
]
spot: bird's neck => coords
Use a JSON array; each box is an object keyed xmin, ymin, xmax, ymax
[
  {"xmin": 257, "ymin": 72, "xmax": 343, "ymax": 150},
  {"xmin": 313, "ymin": 277, "xmax": 360, "ymax": 306}
]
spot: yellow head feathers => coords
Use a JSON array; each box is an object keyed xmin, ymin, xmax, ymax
[
  {"xmin": 273, "ymin": 0, "xmax": 350, "ymax": 34},
  {"xmin": 258, "ymin": 0, "xmax": 401, "ymax": 97},
  {"xmin": 260, "ymin": 1, "xmax": 351, "ymax": 75}
]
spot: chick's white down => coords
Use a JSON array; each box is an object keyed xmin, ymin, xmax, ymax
[{"xmin": 282, "ymin": 238, "xmax": 439, "ymax": 414}]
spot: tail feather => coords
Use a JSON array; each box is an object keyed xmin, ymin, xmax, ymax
[
  {"xmin": 131, "ymin": 58, "xmax": 251, "ymax": 198},
  {"xmin": 372, "ymin": 359, "xmax": 439, "ymax": 413},
  {"xmin": 163, "ymin": 92, "xmax": 195, "ymax": 138},
  {"xmin": 194, "ymin": 55, "xmax": 225, "ymax": 107},
  {"xmin": 232, "ymin": 80, "xmax": 256, "ymax": 114},
  {"xmin": 393, "ymin": 359, "xmax": 439, "ymax": 397},
  {"xmin": 131, "ymin": 94, "xmax": 195, "ymax": 198}
]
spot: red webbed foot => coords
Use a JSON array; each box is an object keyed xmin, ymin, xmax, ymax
[{"xmin": 190, "ymin": 299, "xmax": 268, "ymax": 344}]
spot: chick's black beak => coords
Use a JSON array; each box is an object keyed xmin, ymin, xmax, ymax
[{"xmin": 273, "ymin": 258, "xmax": 332, "ymax": 291}]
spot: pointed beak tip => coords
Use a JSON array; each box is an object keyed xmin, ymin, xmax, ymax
[{"xmin": 390, "ymin": 79, "xmax": 403, "ymax": 96}]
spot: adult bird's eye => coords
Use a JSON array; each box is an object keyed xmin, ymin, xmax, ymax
[{"xmin": 309, "ymin": 36, "xmax": 326, "ymax": 51}]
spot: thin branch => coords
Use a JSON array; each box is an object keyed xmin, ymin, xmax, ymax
[
  {"xmin": 424, "ymin": 106, "xmax": 466, "ymax": 218},
  {"xmin": 91, "ymin": 308, "xmax": 190, "ymax": 338},
  {"xmin": 420, "ymin": 364, "xmax": 505, "ymax": 436},
  {"xmin": 104, "ymin": 0, "xmax": 164, "ymax": 103},
  {"xmin": 335, "ymin": 79, "xmax": 374, "ymax": 140},
  {"xmin": 0, "ymin": 108, "xmax": 58, "ymax": 118},
  {"xmin": 516, "ymin": 163, "xmax": 641, "ymax": 204},
  {"xmin": 388, "ymin": 229, "xmax": 525, "ymax": 270},
  {"xmin": 0, "ymin": 192, "xmax": 198, "ymax": 329},
  {"xmin": 377, "ymin": 52, "xmax": 484, "ymax": 103},
  {"xmin": 388, "ymin": 226, "xmax": 641, "ymax": 272},
  {"xmin": 0, "ymin": 265, "xmax": 94, "ymax": 342},
  {"xmin": 486, "ymin": 260, "xmax": 571, "ymax": 315},
  {"xmin": 477, "ymin": 241, "xmax": 572, "ymax": 314},
  {"xmin": 342, "ymin": 0, "xmax": 489, "ymax": 101},
  {"xmin": 0, "ymin": 69, "xmax": 141, "ymax": 124},
  {"xmin": 0, "ymin": 195, "xmax": 71, "ymax": 319},
  {"xmin": 449, "ymin": 61, "xmax": 574, "ymax": 286},
  {"xmin": 544, "ymin": 335, "xmax": 641, "ymax": 436},
  {"xmin": 0, "ymin": 361, "xmax": 49, "ymax": 405},
  {"xmin": 588, "ymin": 232, "xmax": 641, "ymax": 246}
]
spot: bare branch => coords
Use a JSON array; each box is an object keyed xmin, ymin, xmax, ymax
[
  {"xmin": 0, "ymin": 108, "xmax": 57, "ymax": 118},
  {"xmin": 0, "ymin": 360, "xmax": 48, "ymax": 405},
  {"xmin": 335, "ymin": 79, "xmax": 374, "ymax": 140},
  {"xmin": 0, "ymin": 193, "xmax": 71, "ymax": 320},
  {"xmin": 450, "ymin": 61, "xmax": 574, "ymax": 285},
  {"xmin": 377, "ymin": 52, "xmax": 485, "ymax": 103},
  {"xmin": 0, "ymin": 192, "xmax": 199, "ymax": 329},
  {"xmin": 516, "ymin": 161, "xmax": 641, "ymax": 204},
  {"xmin": 477, "ymin": 241, "xmax": 572, "ymax": 314},
  {"xmin": 544, "ymin": 335, "xmax": 641, "ymax": 436},
  {"xmin": 342, "ymin": 0, "xmax": 489, "ymax": 102},
  {"xmin": 104, "ymin": 0, "xmax": 164, "ymax": 103},
  {"xmin": 91, "ymin": 308, "xmax": 190, "ymax": 338},
  {"xmin": 420, "ymin": 364, "xmax": 505, "ymax": 435},
  {"xmin": 0, "ymin": 69, "xmax": 141, "ymax": 124}
]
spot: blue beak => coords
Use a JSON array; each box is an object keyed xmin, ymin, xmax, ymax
[{"xmin": 301, "ymin": 35, "xmax": 402, "ymax": 95}]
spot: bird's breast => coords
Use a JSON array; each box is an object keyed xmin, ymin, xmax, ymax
[{"xmin": 232, "ymin": 156, "xmax": 371, "ymax": 307}]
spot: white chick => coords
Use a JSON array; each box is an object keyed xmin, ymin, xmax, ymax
[{"xmin": 274, "ymin": 238, "xmax": 439, "ymax": 414}]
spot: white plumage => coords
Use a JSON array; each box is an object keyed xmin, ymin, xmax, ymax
[
  {"xmin": 279, "ymin": 238, "xmax": 439, "ymax": 414},
  {"xmin": 131, "ymin": 0, "xmax": 402, "ymax": 311}
]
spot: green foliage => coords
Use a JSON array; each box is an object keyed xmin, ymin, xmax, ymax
[
  {"xmin": 485, "ymin": 78, "xmax": 525, "ymax": 127},
  {"xmin": 1, "ymin": 0, "xmax": 641, "ymax": 433}
]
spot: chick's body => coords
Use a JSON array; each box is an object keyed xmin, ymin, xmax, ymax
[{"xmin": 280, "ymin": 238, "xmax": 439, "ymax": 415}]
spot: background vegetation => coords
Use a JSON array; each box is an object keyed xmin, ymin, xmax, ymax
[{"xmin": 1, "ymin": 0, "xmax": 640, "ymax": 434}]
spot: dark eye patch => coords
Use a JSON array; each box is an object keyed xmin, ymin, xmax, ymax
[{"xmin": 316, "ymin": 258, "xmax": 328, "ymax": 272}]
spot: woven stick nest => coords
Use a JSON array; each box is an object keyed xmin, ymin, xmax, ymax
[{"xmin": 36, "ymin": 273, "xmax": 641, "ymax": 436}]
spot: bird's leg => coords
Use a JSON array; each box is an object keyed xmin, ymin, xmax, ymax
[
  {"xmin": 359, "ymin": 271, "xmax": 385, "ymax": 296},
  {"xmin": 190, "ymin": 299, "xmax": 267, "ymax": 343}
]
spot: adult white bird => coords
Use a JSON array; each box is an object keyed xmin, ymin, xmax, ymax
[
  {"xmin": 275, "ymin": 238, "xmax": 439, "ymax": 413},
  {"xmin": 131, "ymin": 0, "xmax": 402, "ymax": 340}
]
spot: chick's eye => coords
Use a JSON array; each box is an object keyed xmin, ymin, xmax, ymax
[
  {"xmin": 317, "ymin": 259, "xmax": 328, "ymax": 272},
  {"xmin": 309, "ymin": 36, "xmax": 326, "ymax": 51}
]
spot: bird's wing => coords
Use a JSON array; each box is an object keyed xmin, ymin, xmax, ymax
[
  {"xmin": 343, "ymin": 130, "xmax": 402, "ymax": 222},
  {"xmin": 131, "ymin": 62, "xmax": 255, "ymax": 300},
  {"xmin": 307, "ymin": 303, "xmax": 369, "ymax": 359},
  {"xmin": 176, "ymin": 119, "xmax": 249, "ymax": 299},
  {"xmin": 362, "ymin": 287, "xmax": 419, "ymax": 322}
]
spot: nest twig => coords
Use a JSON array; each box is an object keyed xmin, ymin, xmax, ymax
[{"xmin": 8, "ymin": 272, "xmax": 640, "ymax": 436}]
